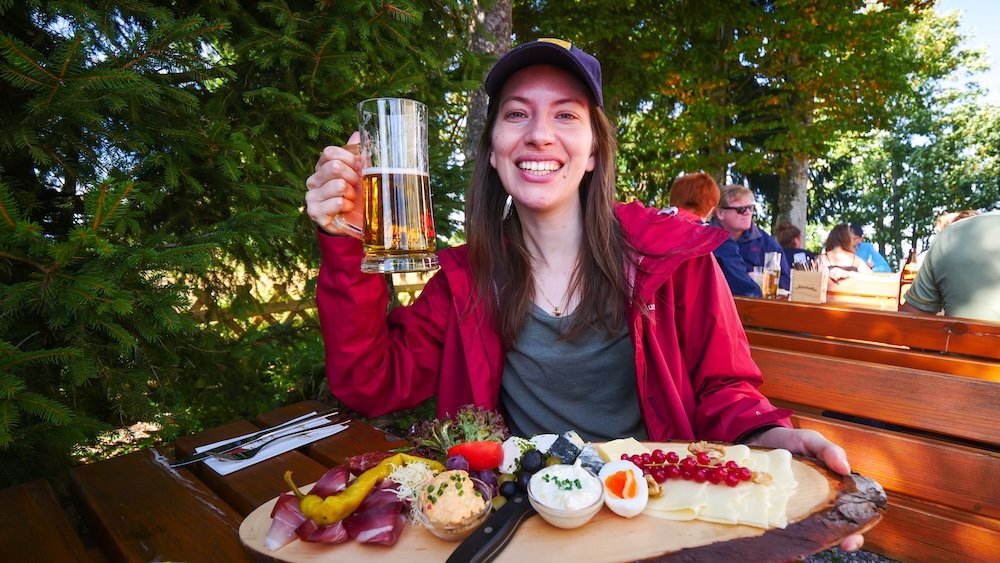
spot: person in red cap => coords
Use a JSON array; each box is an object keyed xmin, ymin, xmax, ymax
[{"xmin": 305, "ymin": 38, "xmax": 862, "ymax": 551}]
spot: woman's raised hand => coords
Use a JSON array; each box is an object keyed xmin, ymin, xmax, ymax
[{"xmin": 304, "ymin": 132, "xmax": 363, "ymax": 236}]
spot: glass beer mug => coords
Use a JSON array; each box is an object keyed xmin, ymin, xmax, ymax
[
  {"xmin": 335, "ymin": 98, "xmax": 439, "ymax": 273},
  {"xmin": 761, "ymin": 251, "xmax": 781, "ymax": 299}
]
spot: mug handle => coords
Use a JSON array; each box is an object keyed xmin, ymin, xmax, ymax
[
  {"xmin": 333, "ymin": 215, "xmax": 363, "ymax": 239},
  {"xmin": 332, "ymin": 141, "xmax": 364, "ymax": 239}
]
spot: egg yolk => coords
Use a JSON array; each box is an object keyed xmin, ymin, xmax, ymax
[{"xmin": 604, "ymin": 470, "xmax": 638, "ymax": 499}]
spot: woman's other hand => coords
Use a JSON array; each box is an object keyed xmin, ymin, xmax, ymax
[
  {"xmin": 304, "ymin": 132, "xmax": 363, "ymax": 236},
  {"xmin": 749, "ymin": 426, "xmax": 865, "ymax": 552}
]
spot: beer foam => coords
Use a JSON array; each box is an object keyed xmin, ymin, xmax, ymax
[{"xmin": 362, "ymin": 167, "xmax": 428, "ymax": 177}]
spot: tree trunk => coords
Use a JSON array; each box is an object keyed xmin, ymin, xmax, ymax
[
  {"xmin": 707, "ymin": 21, "xmax": 732, "ymax": 186},
  {"xmin": 777, "ymin": 154, "xmax": 809, "ymax": 234},
  {"xmin": 464, "ymin": 0, "xmax": 512, "ymax": 164}
]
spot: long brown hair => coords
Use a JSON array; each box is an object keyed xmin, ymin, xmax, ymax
[
  {"xmin": 466, "ymin": 94, "xmax": 632, "ymax": 349},
  {"xmin": 824, "ymin": 224, "xmax": 855, "ymax": 253}
]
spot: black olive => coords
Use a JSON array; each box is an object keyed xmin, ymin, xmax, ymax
[
  {"xmin": 516, "ymin": 470, "xmax": 533, "ymax": 491},
  {"xmin": 498, "ymin": 480, "xmax": 519, "ymax": 499},
  {"xmin": 519, "ymin": 449, "xmax": 545, "ymax": 473}
]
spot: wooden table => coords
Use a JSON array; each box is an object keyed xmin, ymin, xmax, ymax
[
  {"xmin": 2, "ymin": 398, "xmax": 891, "ymax": 563},
  {"xmin": 1, "ymin": 400, "xmax": 404, "ymax": 562}
]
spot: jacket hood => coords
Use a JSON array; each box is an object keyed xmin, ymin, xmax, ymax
[{"xmin": 616, "ymin": 201, "xmax": 728, "ymax": 280}]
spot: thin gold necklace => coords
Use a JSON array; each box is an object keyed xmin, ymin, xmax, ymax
[{"xmin": 536, "ymin": 285, "xmax": 566, "ymax": 317}]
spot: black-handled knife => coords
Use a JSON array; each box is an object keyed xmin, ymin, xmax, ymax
[{"xmin": 446, "ymin": 493, "xmax": 537, "ymax": 563}]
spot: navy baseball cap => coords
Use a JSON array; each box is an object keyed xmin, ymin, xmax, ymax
[{"xmin": 485, "ymin": 38, "xmax": 604, "ymax": 109}]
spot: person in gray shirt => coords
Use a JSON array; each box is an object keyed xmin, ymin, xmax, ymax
[{"xmin": 901, "ymin": 213, "xmax": 1000, "ymax": 323}]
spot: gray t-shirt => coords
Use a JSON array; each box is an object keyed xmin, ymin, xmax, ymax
[{"xmin": 500, "ymin": 306, "xmax": 647, "ymax": 442}]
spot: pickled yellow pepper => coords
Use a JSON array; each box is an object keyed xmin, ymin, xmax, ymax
[{"xmin": 283, "ymin": 453, "xmax": 444, "ymax": 526}]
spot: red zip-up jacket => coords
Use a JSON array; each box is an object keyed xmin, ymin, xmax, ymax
[{"xmin": 317, "ymin": 201, "xmax": 792, "ymax": 442}]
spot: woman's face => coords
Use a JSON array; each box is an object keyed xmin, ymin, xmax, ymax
[{"xmin": 489, "ymin": 65, "xmax": 595, "ymax": 217}]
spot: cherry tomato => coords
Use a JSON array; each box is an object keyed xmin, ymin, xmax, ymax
[{"xmin": 446, "ymin": 441, "xmax": 504, "ymax": 471}]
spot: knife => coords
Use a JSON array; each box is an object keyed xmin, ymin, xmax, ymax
[
  {"xmin": 168, "ymin": 410, "xmax": 338, "ymax": 468},
  {"xmin": 446, "ymin": 493, "xmax": 537, "ymax": 563}
]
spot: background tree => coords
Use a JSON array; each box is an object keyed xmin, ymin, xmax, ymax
[
  {"xmin": 812, "ymin": 10, "xmax": 999, "ymax": 264},
  {"xmin": 464, "ymin": 0, "xmax": 511, "ymax": 166},
  {"xmin": 0, "ymin": 0, "xmax": 476, "ymax": 486},
  {"xmin": 511, "ymin": 1, "xmax": 935, "ymax": 232}
]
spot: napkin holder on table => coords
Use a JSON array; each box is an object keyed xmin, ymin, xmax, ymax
[{"xmin": 790, "ymin": 269, "xmax": 828, "ymax": 304}]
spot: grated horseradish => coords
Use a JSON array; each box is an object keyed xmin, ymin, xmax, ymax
[{"xmin": 388, "ymin": 460, "xmax": 439, "ymax": 522}]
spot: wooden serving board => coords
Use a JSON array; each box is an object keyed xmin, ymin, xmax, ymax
[{"xmin": 239, "ymin": 444, "xmax": 886, "ymax": 562}]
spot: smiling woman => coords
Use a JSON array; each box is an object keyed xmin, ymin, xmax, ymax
[{"xmin": 304, "ymin": 37, "xmax": 865, "ymax": 552}]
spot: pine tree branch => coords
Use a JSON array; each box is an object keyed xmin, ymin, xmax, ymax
[
  {"xmin": 0, "ymin": 35, "xmax": 58, "ymax": 81},
  {"xmin": 0, "ymin": 251, "xmax": 45, "ymax": 271},
  {"xmin": 1, "ymin": 66, "xmax": 51, "ymax": 90},
  {"xmin": 92, "ymin": 183, "xmax": 107, "ymax": 230},
  {"xmin": 47, "ymin": 34, "xmax": 82, "ymax": 104},
  {"xmin": 0, "ymin": 198, "xmax": 14, "ymax": 226}
]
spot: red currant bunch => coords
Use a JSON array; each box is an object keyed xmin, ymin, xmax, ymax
[{"xmin": 622, "ymin": 450, "xmax": 755, "ymax": 487}]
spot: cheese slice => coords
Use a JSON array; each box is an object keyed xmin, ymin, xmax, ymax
[
  {"xmin": 698, "ymin": 482, "xmax": 752, "ymax": 525},
  {"xmin": 596, "ymin": 438, "xmax": 649, "ymax": 462},
  {"xmin": 718, "ymin": 444, "xmax": 752, "ymax": 467},
  {"xmin": 643, "ymin": 480, "xmax": 707, "ymax": 521},
  {"xmin": 638, "ymin": 444, "xmax": 798, "ymax": 530},
  {"xmin": 765, "ymin": 449, "xmax": 796, "ymax": 528},
  {"xmin": 736, "ymin": 482, "xmax": 771, "ymax": 529}
]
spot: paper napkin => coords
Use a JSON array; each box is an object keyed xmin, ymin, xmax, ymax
[{"xmin": 196, "ymin": 412, "xmax": 349, "ymax": 476}]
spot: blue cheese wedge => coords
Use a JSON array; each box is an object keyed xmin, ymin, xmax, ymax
[
  {"xmin": 548, "ymin": 430, "xmax": 586, "ymax": 464},
  {"xmin": 576, "ymin": 443, "xmax": 605, "ymax": 475}
]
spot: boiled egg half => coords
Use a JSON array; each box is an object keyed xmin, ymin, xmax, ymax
[{"xmin": 598, "ymin": 459, "xmax": 648, "ymax": 518}]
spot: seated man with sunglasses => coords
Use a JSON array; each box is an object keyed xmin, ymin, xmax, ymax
[{"xmin": 710, "ymin": 184, "xmax": 790, "ymax": 292}]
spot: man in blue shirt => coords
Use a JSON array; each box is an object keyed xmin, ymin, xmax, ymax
[
  {"xmin": 850, "ymin": 224, "xmax": 891, "ymax": 272},
  {"xmin": 710, "ymin": 184, "xmax": 790, "ymax": 290}
]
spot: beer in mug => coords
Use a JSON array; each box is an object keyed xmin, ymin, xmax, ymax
[
  {"xmin": 336, "ymin": 98, "xmax": 439, "ymax": 273},
  {"xmin": 362, "ymin": 167, "xmax": 435, "ymax": 257},
  {"xmin": 761, "ymin": 251, "xmax": 781, "ymax": 299}
]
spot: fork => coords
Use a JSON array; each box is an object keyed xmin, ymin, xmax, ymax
[{"xmin": 208, "ymin": 418, "xmax": 351, "ymax": 462}]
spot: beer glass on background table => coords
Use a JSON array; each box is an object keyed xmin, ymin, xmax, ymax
[
  {"xmin": 761, "ymin": 251, "xmax": 781, "ymax": 299},
  {"xmin": 335, "ymin": 98, "xmax": 439, "ymax": 274}
]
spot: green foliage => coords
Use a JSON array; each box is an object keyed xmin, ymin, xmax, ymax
[
  {"xmin": 812, "ymin": 12, "xmax": 1000, "ymax": 265},
  {"xmin": 0, "ymin": 0, "xmax": 476, "ymax": 487},
  {"xmin": 513, "ymin": 1, "xmax": 934, "ymax": 210}
]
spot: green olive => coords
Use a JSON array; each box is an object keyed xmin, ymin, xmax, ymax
[
  {"xmin": 491, "ymin": 496, "xmax": 507, "ymax": 511},
  {"xmin": 497, "ymin": 472, "xmax": 517, "ymax": 485},
  {"xmin": 545, "ymin": 455, "xmax": 562, "ymax": 467}
]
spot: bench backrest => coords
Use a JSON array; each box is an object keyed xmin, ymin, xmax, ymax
[
  {"xmin": 753, "ymin": 346, "xmax": 998, "ymax": 446},
  {"xmin": 735, "ymin": 297, "xmax": 1000, "ymax": 362}
]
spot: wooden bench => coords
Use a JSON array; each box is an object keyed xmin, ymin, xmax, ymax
[
  {"xmin": 0, "ymin": 479, "xmax": 97, "ymax": 562},
  {"xmin": 735, "ymin": 297, "xmax": 1000, "ymax": 562}
]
